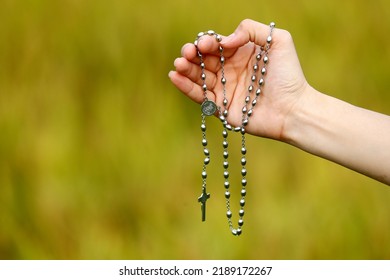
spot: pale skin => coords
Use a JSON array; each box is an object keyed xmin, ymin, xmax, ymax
[{"xmin": 168, "ymin": 19, "xmax": 390, "ymax": 186}]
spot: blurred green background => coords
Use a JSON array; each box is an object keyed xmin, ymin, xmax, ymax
[{"xmin": 1, "ymin": 0, "xmax": 390, "ymax": 259}]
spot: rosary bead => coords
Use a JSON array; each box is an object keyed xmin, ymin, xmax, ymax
[
  {"xmin": 238, "ymin": 219, "xmax": 244, "ymax": 226},
  {"xmin": 241, "ymin": 127, "xmax": 246, "ymax": 134},
  {"xmin": 204, "ymin": 157, "xmax": 210, "ymax": 165},
  {"xmin": 223, "ymin": 109, "xmax": 228, "ymax": 117},
  {"xmin": 245, "ymin": 96, "xmax": 250, "ymax": 103},
  {"xmin": 225, "ymin": 191, "xmax": 231, "ymax": 199},
  {"xmin": 223, "ymin": 161, "xmax": 229, "ymax": 168},
  {"xmin": 256, "ymin": 53, "xmax": 261, "ymax": 61},
  {"xmin": 201, "ymin": 124, "xmax": 206, "ymax": 131},
  {"xmin": 241, "ymin": 179, "xmax": 247, "ymax": 186},
  {"xmin": 247, "ymin": 109, "xmax": 253, "ymax": 117},
  {"xmin": 267, "ymin": 35, "xmax": 272, "ymax": 44},
  {"xmin": 219, "ymin": 115, "xmax": 226, "ymax": 122},
  {"xmin": 223, "ymin": 98, "xmax": 228, "ymax": 106},
  {"xmin": 241, "ymin": 147, "xmax": 247, "ymax": 155},
  {"xmin": 202, "ymin": 139, "xmax": 208, "ymax": 146},
  {"xmin": 253, "ymin": 64, "xmax": 259, "ymax": 71},
  {"xmin": 222, "ymin": 129, "xmax": 228, "ymax": 138},
  {"xmin": 220, "ymin": 56, "xmax": 225, "ymax": 63},
  {"xmin": 241, "ymin": 158, "xmax": 247, "ymax": 166},
  {"xmin": 263, "ymin": 56, "xmax": 269, "ymax": 64},
  {"xmin": 207, "ymin": 30, "xmax": 215, "ymax": 35},
  {"xmin": 256, "ymin": 89, "xmax": 261, "ymax": 96},
  {"xmin": 203, "ymin": 148, "xmax": 210, "ymax": 156},
  {"xmin": 223, "ymin": 141, "xmax": 228, "ymax": 148},
  {"xmin": 234, "ymin": 126, "xmax": 242, "ymax": 132},
  {"xmin": 202, "ymin": 171, "xmax": 207, "ymax": 179},
  {"xmin": 232, "ymin": 229, "xmax": 238, "ymax": 236},
  {"xmin": 219, "ymin": 46, "xmax": 223, "ymax": 52},
  {"xmin": 239, "ymin": 209, "xmax": 245, "ymax": 217},
  {"xmin": 241, "ymin": 168, "xmax": 247, "ymax": 176},
  {"xmin": 221, "ymin": 77, "xmax": 226, "ymax": 84},
  {"xmin": 200, "ymin": 62, "xmax": 205, "ymax": 69},
  {"xmin": 224, "ymin": 181, "xmax": 230, "ymax": 189},
  {"xmin": 197, "ymin": 32, "xmax": 205, "ymax": 37},
  {"xmin": 240, "ymin": 199, "xmax": 245, "ymax": 207},
  {"xmin": 248, "ymin": 85, "xmax": 253, "ymax": 92},
  {"xmin": 223, "ymin": 171, "xmax": 229, "ymax": 178},
  {"xmin": 201, "ymin": 73, "xmax": 206, "ymax": 80},
  {"xmin": 194, "ymin": 40, "xmax": 199, "ymax": 46},
  {"xmin": 270, "ymin": 22, "xmax": 276, "ymax": 28},
  {"xmin": 259, "ymin": 78, "xmax": 264, "ymax": 86},
  {"xmin": 252, "ymin": 99, "xmax": 257, "ymax": 107},
  {"xmin": 242, "ymin": 119, "xmax": 249, "ymax": 126},
  {"xmin": 261, "ymin": 67, "xmax": 266, "ymax": 75},
  {"xmin": 251, "ymin": 75, "xmax": 256, "ymax": 82},
  {"xmin": 242, "ymin": 106, "xmax": 247, "ymax": 113},
  {"xmin": 202, "ymin": 84, "xmax": 207, "ymax": 91},
  {"xmin": 236, "ymin": 228, "xmax": 242, "ymax": 236},
  {"xmin": 241, "ymin": 189, "xmax": 247, "ymax": 196},
  {"xmin": 227, "ymin": 211, "xmax": 232, "ymax": 218},
  {"xmin": 216, "ymin": 34, "xmax": 222, "ymax": 42},
  {"xmin": 225, "ymin": 124, "xmax": 232, "ymax": 131},
  {"xmin": 223, "ymin": 151, "xmax": 229, "ymax": 159}
]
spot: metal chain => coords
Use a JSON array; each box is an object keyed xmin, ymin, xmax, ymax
[{"xmin": 195, "ymin": 23, "xmax": 275, "ymax": 236}]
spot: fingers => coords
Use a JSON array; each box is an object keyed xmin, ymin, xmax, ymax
[
  {"xmin": 221, "ymin": 19, "xmax": 274, "ymax": 49},
  {"xmin": 168, "ymin": 71, "xmax": 215, "ymax": 104},
  {"xmin": 174, "ymin": 57, "xmax": 217, "ymax": 88}
]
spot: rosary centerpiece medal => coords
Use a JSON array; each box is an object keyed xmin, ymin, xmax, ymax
[{"xmin": 194, "ymin": 23, "xmax": 275, "ymax": 236}]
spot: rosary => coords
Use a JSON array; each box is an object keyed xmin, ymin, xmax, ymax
[{"xmin": 195, "ymin": 22, "xmax": 275, "ymax": 236}]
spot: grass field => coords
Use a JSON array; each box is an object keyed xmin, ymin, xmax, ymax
[{"xmin": 1, "ymin": 0, "xmax": 390, "ymax": 259}]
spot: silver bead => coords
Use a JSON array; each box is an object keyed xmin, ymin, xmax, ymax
[
  {"xmin": 207, "ymin": 30, "xmax": 215, "ymax": 35},
  {"xmin": 225, "ymin": 191, "xmax": 231, "ymax": 199},
  {"xmin": 263, "ymin": 56, "xmax": 269, "ymax": 64},
  {"xmin": 236, "ymin": 228, "xmax": 242, "ymax": 236},
  {"xmin": 216, "ymin": 34, "xmax": 222, "ymax": 42},
  {"xmin": 219, "ymin": 115, "xmax": 226, "ymax": 122},
  {"xmin": 241, "ymin": 179, "xmax": 247, "ymax": 186},
  {"xmin": 222, "ymin": 129, "xmax": 228, "ymax": 138},
  {"xmin": 220, "ymin": 56, "xmax": 225, "ymax": 63},
  {"xmin": 239, "ymin": 209, "xmax": 245, "ymax": 217},
  {"xmin": 225, "ymin": 124, "xmax": 232, "ymax": 131},
  {"xmin": 201, "ymin": 171, "xmax": 207, "ymax": 179},
  {"xmin": 223, "ymin": 151, "xmax": 229, "ymax": 159},
  {"xmin": 203, "ymin": 148, "xmax": 209, "ymax": 156},
  {"xmin": 242, "ymin": 106, "xmax": 247, "ymax": 113},
  {"xmin": 232, "ymin": 229, "xmax": 238, "ymax": 236},
  {"xmin": 245, "ymin": 96, "xmax": 250, "ymax": 103},
  {"xmin": 226, "ymin": 211, "xmax": 232, "ymax": 219},
  {"xmin": 224, "ymin": 171, "xmax": 229, "ymax": 178},
  {"xmin": 242, "ymin": 119, "xmax": 249, "ymax": 126},
  {"xmin": 223, "ymin": 161, "xmax": 229, "ymax": 168},
  {"xmin": 251, "ymin": 75, "xmax": 256, "ymax": 82},
  {"xmin": 223, "ymin": 141, "xmax": 228, "ymax": 148},
  {"xmin": 241, "ymin": 157, "xmax": 247, "ymax": 165},
  {"xmin": 270, "ymin": 22, "xmax": 276, "ymax": 28},
  {"xmin": 221, "ymin": 77, "xmax": 226, "ymax": 84},
  {"xmin": 234, "ymin": 126, "xmax": 241, "ymax": 132},
  {"xmin": 261, "ymin": 67, "xmax": 266, "ymax": 75},
  {"xmin": 240, "ymin": 199, "xmax": 245, "ymax": 206},
  {"xmin": 194, "ymin": 40, "xmax": 198, "ymax": 46},
  {"xmin": 204, "ymin": 157, "xmax": 210, "ymax": 165},
  {"xmin": 241, "ymin": 147, "xmax": 247, "ymax": 155},
  {"xmin": 238, "ymin": 219, "xmax": 244, "ymax": 226},
  {"xmin": 253, "ymin": 64, "xmax": 259, "ymax": 71},
  {"xmin": 201, "ymin": 124, "xmax": 206, "ymax": 131},
  {"xmin": 202, "ymin": 139, "xmax": 207, "ymax": 146},
  {"xmin": 241, "ymin": 168, "xmax": 247, "ymax": 176},
  {"xmin": 202, "ymin": 84, "xmax": 207, "ymax": 91},
  {"xmin": 197, "ymin": 32, "xmax": 205, "ymax": 37},
  {"xmin": 267, "ymin": 35, "xmax": 272, "ymax": 44},
  {"xmin": 248, "ymin": 85, "xmax": 253, "ymax": 92},
  {"xmin": 223, "ymin": 98, "xmax": 228, "ymax": 106},
  {"xmin": 201, "ymin": 73, "xmax": 206, "ymax": 80},
  {"xmin": 256, "ymin": 53, "xmax": 261, "ymax": 61},
  {"xmin": 241, "ymin": 127, "xmax": 246, "ymax": 134},
  {"xmin": 241, "ymin": 189, "xmax": 246, "ymax": 196},
  {"xmin": 223, "ymin": 109, "xmax": 228, "ymax": 117},
  {"xmin": 224, "ymin": 181, "xmax": 230, "ymax": 188},
  {"xmin": 247, "ymin": 109, "xmax": 253, "ymax": 117},
  {"xmin": 259, "ymin": 78, "xmax": 264, "ymax": 86},
  {"xmin": 256, "ymin": 89, "xmax": 261, "ymax": 96},
  {"xmin": 252, "ymin": 99, "xmax": 257, "ymax": 107},
  {"xmin": 200, "ymin": 62, "xmax": 205, "ymax": 69}
]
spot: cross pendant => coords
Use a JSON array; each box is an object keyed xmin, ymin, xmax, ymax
[{"xmin": 198, "ymin": 188, "xmax": 210, "ymax": 222}]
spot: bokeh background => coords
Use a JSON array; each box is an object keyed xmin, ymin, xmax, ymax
[{"xmin": 1, "ymin": 0, "xmax": 390, "ymax": 259}]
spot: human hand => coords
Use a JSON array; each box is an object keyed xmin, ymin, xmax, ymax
[{"xmin": 169, "ymin": 19, "xmax": 310, "ymax": 141}]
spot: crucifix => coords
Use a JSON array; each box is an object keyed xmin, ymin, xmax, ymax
[{"xmin": 198, "ymin": 187, "xmax": 210, "ymax": 222}]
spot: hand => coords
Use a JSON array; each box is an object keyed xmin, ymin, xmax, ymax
[{"xmin": 169, "ymin": 19, "xmax": 310, "ymax": 141}]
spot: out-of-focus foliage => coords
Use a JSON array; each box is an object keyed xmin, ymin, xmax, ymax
[{"xmin": 1, "ymin": 0, "xmax": 390, "ymax": 259}]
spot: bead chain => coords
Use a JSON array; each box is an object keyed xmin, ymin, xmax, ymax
[{"xmin": 195, "ymin": 23, "xmax": 275, "ymax": 236}]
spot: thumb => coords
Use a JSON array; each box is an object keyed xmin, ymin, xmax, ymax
[{"xmin": 221, "ymin": 19, "xmax": 274, "ymax": 48}]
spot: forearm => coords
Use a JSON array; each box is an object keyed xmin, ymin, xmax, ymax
[{"xmin": 284, "ymin": 86, "xmax": 390, "ymax": 185}]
